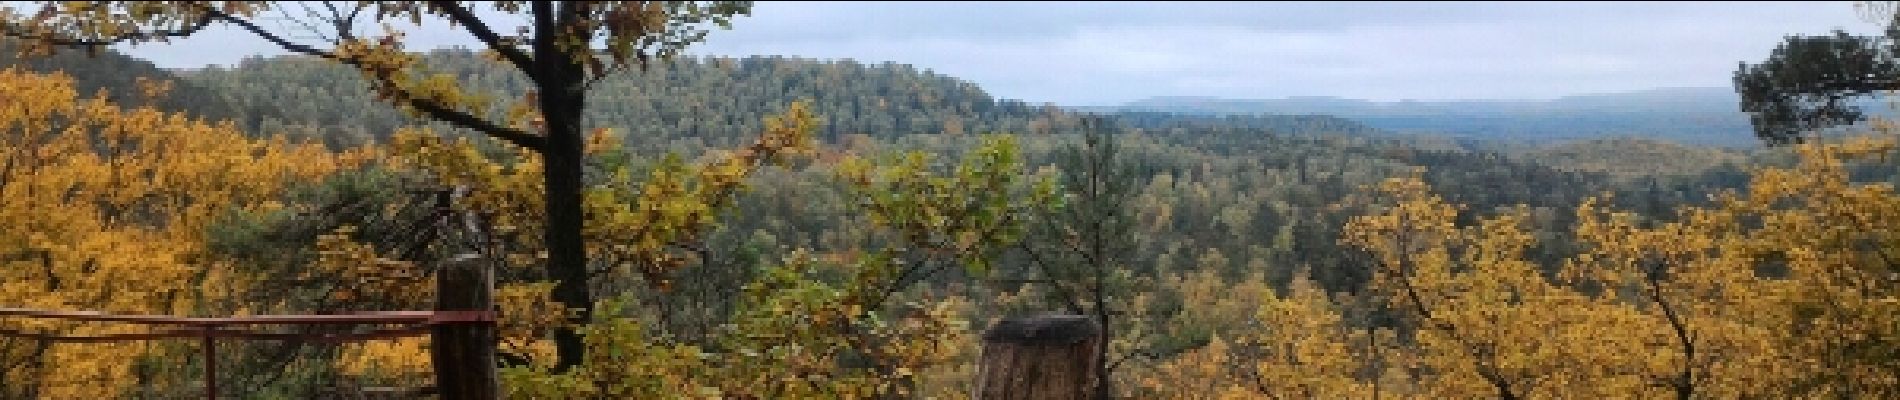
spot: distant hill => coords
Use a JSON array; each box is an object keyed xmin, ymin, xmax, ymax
[
  {"xmin": 1081, "ymin": 88, "xmax": 1777, "ymax": 147},
  {"xmin": 0, "ymin": 43, "xmax": 1777, "ymax": 157},
  {"xmin": 178, "ymin": 50, "xmax": 1410, "ymax": 151},
  {"xmin": 1095, "ymin": 87, "xmax": 1739, "ymax": 115},
  {"xmin": 180, "ymin": 51, "xmax": 1082, "ymax": 149},
  {"xmin": 0, "ymin": 40, "xmax": 239, "ymax": 123}
]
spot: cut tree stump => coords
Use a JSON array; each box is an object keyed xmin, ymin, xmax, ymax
[{"xmin": 975, "ymin": 315, "xmax": 1102, "ymax": 400}]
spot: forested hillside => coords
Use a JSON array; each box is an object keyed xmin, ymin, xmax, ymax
[
  {"xmin": 1088, "ymin": 88, "xmax": 1787, "ymax": 147},
  {"xmin": 188, "ymin": 50, "xmax": 1480, "ymax": 153},
  {"xmin": 3, "ymin": 4, "xmax": 1898, "ymax": 397},
  {"xmin": 167, "ymin": 48, "xmax": 1668, "ymax": 296},
  {"xmin": 0, "ymin": 39, "xmax": 239, "ymax": 122},
  {"xmin": 186, "ymin": 51, "xmax": 1072, "ymax": 150},
  {"xmin": 11, "ymin": 44, "xmax": 1692, "ymax": 395}
]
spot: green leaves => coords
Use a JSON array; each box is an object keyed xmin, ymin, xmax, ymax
[
  {"xmin": 837, "ymin": 134, "xmax": 1060, "ymax": 273},
  {"xmin": 1735, "ymin": 27, "xmax": 1900, "ymax": 145}
]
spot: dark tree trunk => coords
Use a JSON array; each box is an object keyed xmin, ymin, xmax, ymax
[
  {"xmin": 534, "ymin": 2, "xmax": 593, "ymax": 371},
  {"xmin": 542, "ymin": 84, "xmax": 591, "ymax": 373}
]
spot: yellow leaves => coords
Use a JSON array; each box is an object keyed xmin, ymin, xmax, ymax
[
  {"xmin": 339, "ymin": 337, "xmax": 433, "ymax": 386},
  {"xmin": 30, "ymin": 341, "xmax": 142, "ymax": 399},
  {"xmin": 313, "ymin": 226, "xmax": 429, "ymax": 304},
  {"xmin": 1128, "ymin": 271, "xmax": 1388, "ymax": 398},
  {"xmin": 1709, "ymin": 127, "xmax": 1900, "ymax": 397},
  {"xmin": 757, "ymin": 100, "xmax": 820, "ymax": 163},
  {"xmin": 1342, "ymin": 173, "xmax": 1690, "ymax": 398},
  {"xmin": 495, "ymin": 282, "xmax": 565, "ymax": 366},
  {"xmin": 133, "ymin": 76, "xmax": 171, "ymax": 99},
  {"xmin": 506, "ymin": 91, "xmax": 542, "ymax": 132},
  {"xmin": 1325, "ymin": 125, "xmax": 1900, "ymax": 397},
  {"xmin": 585, "ymin": 127, "xmax": 622, "ymax": 154},
  {"xmin": 0, "ymin": 68, "xmax": 354, "ymax": 397}
]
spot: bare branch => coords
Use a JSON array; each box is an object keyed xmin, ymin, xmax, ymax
[
  {"xmin": 427, "ymin": 1, "xmax": 534, "ymax": 72},
  {"xmin": 0, "ymin": 10, "xmax": 215, "ymax": 48},
  {"xmin": 1017, "ymin": 241, "xmax": 1087, "ymax": 314},
  {"xmin": 271, "ymin": 3, "xmax": 329, "ymax": 43},
  {"xmin": 209, "ymin": 10, "xmax": 547, "ymax": 149},
  {"xmin": 337, "ymin": 2, "xmax": 364, "ymax": 42},
  {"xmin": 403, "ymin": 96, "xmax": 546, "ymax": 150}
]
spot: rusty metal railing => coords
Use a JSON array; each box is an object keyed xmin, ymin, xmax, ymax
[{"xmin": 0, "ymin": 307, "xmax": 494, "ymax": 399}]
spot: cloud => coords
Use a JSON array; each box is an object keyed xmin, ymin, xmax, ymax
[{"xmin": 114, "ymin": 1, "xmax": 1884, "ymax": 105}]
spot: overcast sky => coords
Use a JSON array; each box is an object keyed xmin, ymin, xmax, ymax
[{"xmin": 115, "ymin": 1, "xmax": 1885, "ymax": 106}]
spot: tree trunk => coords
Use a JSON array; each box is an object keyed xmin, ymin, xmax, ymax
[
  {"xmin": 976, "ymin": 315, "xmax": 1103, "ymax": 400},
  {"xmin": 1093, "ymin": 306, "xmax": 1111, "ymax": 399},
  {"xmin": 538, "ymin": 55, "xmax": 592, "ymax": 372}
]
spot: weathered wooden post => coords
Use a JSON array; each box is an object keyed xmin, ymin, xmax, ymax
[
  {"xmin": 432, "ymin": 253, "xmax": 498, "ymax": 399},
  {"xmin": 975, "ymin": 315, "xmax": 1103, "ymax": 400}
]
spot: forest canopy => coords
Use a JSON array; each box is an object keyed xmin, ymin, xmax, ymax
[{"xmin": 0, "ymin": 1, "xmax": 1894, "ymax": 399}]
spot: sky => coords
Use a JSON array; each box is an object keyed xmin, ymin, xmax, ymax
[{"xmin": 113, "ymin": 1, "xmax": 1888, "ymax": 106}]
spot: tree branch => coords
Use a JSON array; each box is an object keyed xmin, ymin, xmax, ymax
[
  {"xmin": 404, "ymin": 97, "xmax": 546, "ymax": 150},
  {"xmin": 866, "ymin": 256, "xmax": 934, "ymax": 315},
  {"xmin": 0, "ymin": 11, "xmax": 214, "ymax": 47},
  {"xmin": 427, "ymin": 1, "xmax": 534, "ymax": 72},
  {"xmin": 1643, "ymin": 257, "xmax": 1696, "ymax": 400},
  {"xmin": 275, "ymin": 3, "xmax": 331, "ymax": 43},
  {"xmin": 1018, "ymin": 241, "xmax": 1087, "ymax": 314},
  {"xmin": 202, "ymin": 10, "xmax": 547, "ymax": 149},
  {"xmin": 0, "ymin": 155, "xmax": 12, "ymax": 199},
  {"xmin": 322, "ymin": 2, "xmax": 364, "ymax": 43},
  {"xmin": 202, "ymin": 10, "xmax": 333, "ymax": 59},
  {"xmin": 1388, "ymin": 224, "xmax": 1521, "ymax": 400},
  {"xmin": 1104, "ymin": 337, "xmax": 1152, "ymax": 373}
]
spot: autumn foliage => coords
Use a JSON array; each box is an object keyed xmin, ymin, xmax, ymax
[
  {"xmin": 0, "ymin": 68, "xmax": 359, "ymax": 398},
  {"xmin": 1101, "ymin": 122, "xmax": 1900, "ymax": 398},
  {"xmin": 3, "ymin": 43, "xmax": 1900, "ymax": 399}
]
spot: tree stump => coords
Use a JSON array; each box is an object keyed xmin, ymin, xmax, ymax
[{"xmin": 975, "ymin": 315, "xmax": 1102, "ymax": 400}]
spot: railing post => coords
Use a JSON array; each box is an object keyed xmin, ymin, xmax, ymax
[
  {"xmin": 432, "ymin": 253, "xmax": 498, "ymax": 399},
  {"xmin": 975, "ymin": 315, "xmax": 1103, "ymax": 400},
  {"xmin": 203, "ymin": 328, "xmax": 216, "ymax": 400}
]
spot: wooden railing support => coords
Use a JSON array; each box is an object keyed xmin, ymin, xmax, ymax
[
  {"xmin": 431, "ymin": 253, "xmax": 499, "ymax": 399},
  {"xmin": 203, "ymin": 328, "xmax": 217, "ymax": 400}
]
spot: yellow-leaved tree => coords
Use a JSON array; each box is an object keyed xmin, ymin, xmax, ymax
[
  {"xmin": 0, "ymin": 1, "xmax": 757, "ymax": 370},
  {"xmin": 1343, "ymin": 172, "xmax": 1671, "ymax": 399},
  {"xmin": 1557, "ymin": 122, "xmax": 1900, "ymax": 397},
  {"xmin": 1709, "ymin": 124, "xmax": 1900, "ymax": 396},
  {"xmin": 1569, "ymin": 195, "xmax": 1792, "ymax": 398},
  {"xmin": 0, "ymin": 68, "xmax": 358, "ymax": 398},
  {"xmin": 1331, "ymin": 119, "xmax": 1900, "ymax": 397},
  {"xmin": 1132, "ymin": 270, "xmax": 1393, "ymax": 399}
]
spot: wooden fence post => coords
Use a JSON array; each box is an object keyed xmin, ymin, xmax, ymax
[
  {"xmin": 975, "ymin": 315, "xmax": 1102, "ymax": 400},
  {"xmin": 432, "ymin": 253, "xmax": 498, "ymax": 399}
]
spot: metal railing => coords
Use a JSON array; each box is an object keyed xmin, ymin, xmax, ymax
[{"xmin": 0, "ymin": 307, "xmax": 493, "ymax": 399}]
